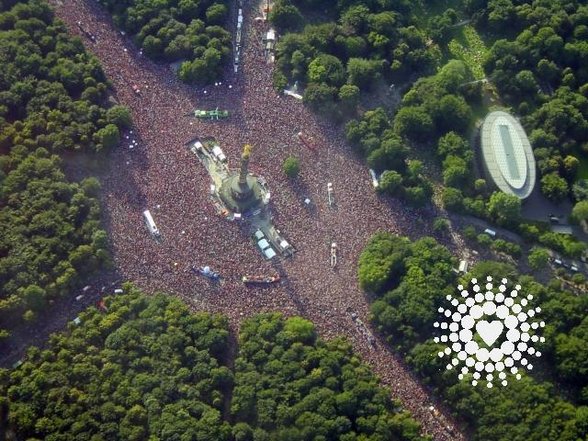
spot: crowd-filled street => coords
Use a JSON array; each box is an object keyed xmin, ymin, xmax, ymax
[{"xmin": 45, "ymin": 0, "xmax": 467, "ymax": 439}]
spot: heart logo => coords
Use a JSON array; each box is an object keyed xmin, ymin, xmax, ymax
[{"xmin": 476, "ymin": 320, "xmax": 504, "ymax": 347}]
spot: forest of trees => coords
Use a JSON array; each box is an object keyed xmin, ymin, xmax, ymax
[
  {"xmin": 0, "ymin": 288, "xmax": 233, "ymax": 440},
  {"xmin": 270, "ymin": 0, "xmax": 439, "ymax": 119},
  {"xmin": 272, "ymin": 0, "xmax": 588, "ymax": 243},
  {"xmin": 344, "ymin": 107, "xmax": 433, "ymax": 207},
  {"xmin": 268, "ymin": 1, "xmax": 480, "ymax": 207},
  {"xmin": 358, "ymin": 232, "xmax": 588, "ymax": 441},
  {"xmin": 0, "ymin": 288, "xmax": 427, "ymax": 441},
  {"xmin": 477, "ymin": 0, "xmax": 588, "ymax": 205},
  {"xmin": 344, "ymin": 59, "xmax": 478, "ymax": 206},
  {"xmin": 232, "ymin": 313, "xmax": 425, "ymax": 441},
  {"xmin": 98, "ymin": 0, "xmax": 231, "ymax": 84},
  {"xmin": 430, "ymin": 0, "xmax": 588, "ymax": 234},
  {"xmin": 0, "ymin": 0, "xmax": 129, "ymax": 339}
]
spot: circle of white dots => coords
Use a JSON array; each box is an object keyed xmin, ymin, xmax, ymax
[{"xmin": 434, "ymin": 276, "xmax": 544, "ymax": 387}]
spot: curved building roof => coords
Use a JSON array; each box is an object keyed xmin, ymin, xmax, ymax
[{"xmin": 480, "ymin": 111, "xmax": 536, "ymax": 199}]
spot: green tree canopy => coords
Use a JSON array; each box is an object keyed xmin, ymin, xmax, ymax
[
  {"xmin": 571, "ymin": 200, "xmax": 588, "ymax": 223},
  {"xmin": 99, "ymin": 0, "xmax": 232, "ymax": 85},
  {"xmin": 528, "ymin": 247, "xmax": 550, "ymax": 270},
  {"xmin": 487, "ymin": 191, "xmax": 522, "ymax": 226},
  {"xmin": 282, "ymin": 155, "xmax": 300, "ymax": 178}
]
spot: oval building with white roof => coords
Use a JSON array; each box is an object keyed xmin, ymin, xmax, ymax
[{"xmin": 480, "ymin": 110, "xmax": 536, "ymax": 199}]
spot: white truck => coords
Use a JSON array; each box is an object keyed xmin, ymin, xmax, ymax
[{"xmin": 143, "ymin": 210, "xmax": 161, "ymax": 238}]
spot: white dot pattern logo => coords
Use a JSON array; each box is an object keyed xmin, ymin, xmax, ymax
[{"xmin": 434, "ymin": 276, "xmax": 545, "ymax": 388}]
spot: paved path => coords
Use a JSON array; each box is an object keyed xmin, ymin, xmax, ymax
[{"xmin": 18, "ymin": 1, "xmax": 470, "ymax": 439}]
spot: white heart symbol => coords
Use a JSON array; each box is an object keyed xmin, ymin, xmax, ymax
[{"xmin": 476, "ymin": 320, "xmax": 504, "ymax": 347}]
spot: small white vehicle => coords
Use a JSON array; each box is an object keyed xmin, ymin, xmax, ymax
[{"xmin": 143, "ymin": 210, "xmax": 161, "ymax": 238}]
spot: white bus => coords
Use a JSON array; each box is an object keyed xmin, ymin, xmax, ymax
[{"xmin": 143, "ymin": 210, "xmax": 160, "ymax": 238}]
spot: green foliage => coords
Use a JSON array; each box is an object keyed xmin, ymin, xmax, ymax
[
  {"xmin": 555, "ymin": 316, "xmax": 588, "ymax": 384},
  {"xmin": 437, "ymin": 131, "xmax": 471, "ymax": 158},
  {"xmin": 338, "ymin": 84, "xmax": 360, "ymax": 110},
  {"xmin": 302, "ymin": 82, "xmax": 337, "ymax": 113},
  {"xmin": 490, "ymin": 238, "xmax": 522, "ymax": 258},
  {"xmin": 537, "ymin": 231, "xmax": 586, "ymax": 258},
  {"xmin": 571, "ymin": 200, "xmax": 588, "ymax": 223},
  {"xmin": 572, "ymin": 179, "xmax": 588, "ymax": 201},
  {"xmin": 269, "ymin": 0, "xmax": 303, "ymax": 32},
  {"xmin": 206, "ymin": 3, "xmax": 228, "ymax": 25},
  {"xmin": 95, "ymin": 123, "xmax": 120, "ymax": 151},
  {"xmin": 345, "ymin": 108, "xmax": 431, "ymax": 205},
  {"xmin": 357, "ymin": 232, "xmax": 411, "ymax": 294},
  {"xmin": 541, "ymin": 173, "xmax": 569, "ymax": 203},
  {"xmin": 386, "ymin": 60, "xmax": 475, "ymax": 205},
  {"xmin": 99, "ymin": 0, "xmax": 231, "ymax": 85},
  {"xmin": 282, "ymin": 155, "xmax": 300, "ymax": 178},
  {"xmin": 3, "ymin": 289, "xmax": 232, "ymax": 440},
  {"xmin": 347, "ymin": 57, "xmax": 383, "ymax": 91},
  {"xmin": 442, "ymin": 187, "xmax": 464, "ymax": 212},
  {"xmin": 368, "ymin": 236, "xmax": 455, "ymax": 351},
  {"xmin": 282, "ymin": 316, "xmax": 315, "ymax": 344},
  {"xmin": 433, "ymin": 217, "xmax": 450, "ymax": 232},
  {"xmin": 487, "ymin": 191, "xmax": 522, "ymax": 226},
  {"xmin": 447, "ymin": 25, "xmax": 487, "ymax": 80},
  {"xmin": 360, "ymin": 232, "xmax": 588, "ymax": 440},
  {"xmin": 379, "ymin": 170, "xmax": 403, "ymax": 195},
  {"xmin": 476, "ymin": 233, "xmax": 493, "ymax": 247},
  {"xmin": 483, "ymin": 1, "xmax": 588, "ymax": 201},
  {"xmin": 307, "ymin": 54, "xmax": 346, "ymax": 87},
  {"xmin": 442, "ymin": 155, "xmax": 468, "ymax": 187},
  {"xmin": 5, "ymin": 294, "xmax": 428, "ymax": 440},
  {"xmin": 528, "ymin": 247, "xmax": 550, "ymax": 270},
  {"xmin": 106, "ymin": 105, "xmax": 132, "ymax": 129},
  {"xmin": 474, "ymin": 179, "xmax": 487, "ymax": 194},
  {"xmin": 0, "ymin": 0, "xmax": 119, "ymax": 337},
  {"xmin": 463, "ymin": 225, "xmax": 477, "ymax": 240},
  {"xmin": 519, "ymin": 223, "xmax": 541, "ymax": 242},
  {"xmin": 233, "ymin": 313, "xmax": 427, "ymax": 441},
  {"xmin": 393, "ymin": 106, "xmax": 433, "ymax": 142},
  {"xmin": 272, "ymin": 2, "xmax": 438, "ymax": 115}
]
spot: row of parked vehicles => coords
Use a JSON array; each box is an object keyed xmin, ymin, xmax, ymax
[{"xmin": 552, "ymin": 257, "xmax": 580, "ymax": 272}]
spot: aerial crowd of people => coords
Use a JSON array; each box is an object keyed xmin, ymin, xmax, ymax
[{"xmin": 49, "ymin": 0, "xmax": 465, "ymax": 439}]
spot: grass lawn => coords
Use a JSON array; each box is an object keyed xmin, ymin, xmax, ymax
[{"xmin": 448, "ymin": 25, "xmax": 488, "ymax": 80}]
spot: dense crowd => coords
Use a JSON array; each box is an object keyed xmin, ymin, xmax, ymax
[{"xmin": 48, "ymin": 0, "xmax": 466, "ymax": 439}]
